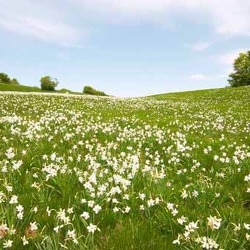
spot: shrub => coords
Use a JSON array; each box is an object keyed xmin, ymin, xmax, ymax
[
  {"xmin": 83, "ymin": 85, "xmax": 107, "ymax": 96},
  {"xmin": 0, "ymin": 73, "xmax": 12, "ymax": 84},
  {"xmin": 40, "ymin": 76, "xmax": 58, "ymax": 91},
  {"xmin": 11, "ymin": 78, "xmax": 20, "ymax": 85}
]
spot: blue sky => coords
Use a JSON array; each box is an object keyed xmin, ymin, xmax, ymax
[{"xmin": 0, "ymin": 0, "xmax": 249, "ymax": 97}]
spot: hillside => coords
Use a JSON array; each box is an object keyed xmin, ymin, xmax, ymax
[
  {"xmin": 0, "ymin": 86, "xmax": 249, "ymax": 249},
  {"xmin": 0, "ymin": 84, "xmax": 84, "ymax": 95},
  {"xmin": 0, "ymin": 84, "xmax": 42, "ymax": 92},
  {"xmin": 148, "ymin": 86, "xmax": 249, "ymax": 101}
]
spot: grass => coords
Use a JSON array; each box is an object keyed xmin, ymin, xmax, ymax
[
  {"xmin": 0, "ymin": 86, "xmax": 249, "ymax": 249},
  {"xmin": 0, "ymin": 84, "xmax": 84, "ymax": 95},
  {"xmin": 0, "ymin": 84, "xmax": 42, "ymax": 92}
]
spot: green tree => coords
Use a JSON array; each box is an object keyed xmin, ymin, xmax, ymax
[
  {"xmin": 0, "ymin": 73, "xmax": 11, "ymax": 84},
  {"xmin": 11, "ymin": 78, "xmax": 20, "ymax": 85},
  {"xmin": 40, "ymin": 76, "xmax": 58, "ymax": 91},
  {"xmin": 228, "ymin": 51, "xmax": 250, "ymax": 87},
  {"xmin": 83, "ymin": 85, "xmax": 107, "ymax": 96}
]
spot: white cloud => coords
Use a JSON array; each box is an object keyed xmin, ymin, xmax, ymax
[
  {"xmin": 217, "ymin": 49, "xmax": 249, "ymax": 65},
  {"xmin": 191, "ymin": 42, "xmax": 211, "ymax": 52},
  {"xmin": 1, "ymin": 0, "xmax": 250, "ymax": 45},
  {"xmin": 73, "ymin": 0, "xmax": 250, "ymax": 36},
  {"xmin": 0, "ymin": 0, "xmax": 82, "ymax": 46},
  {"xmin": 190, "ymin": 74, "xmax": 206, "ymax": 81},
  {"xmin": 190, "ymin": 73, "xmax": 227, "ymax": 81}
]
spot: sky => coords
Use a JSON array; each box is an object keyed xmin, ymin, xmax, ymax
[{"xmin": 0, "ymin": 0, "xmax": 250, "ymax": 97}]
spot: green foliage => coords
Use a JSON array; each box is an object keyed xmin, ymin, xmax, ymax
[
  {"xmin": 59, "ymin": 88, "xmax": 71, "ymax": 93},
  {"xmin": 0, "ymin": 84, "xmax": 41, "ymax": 92},
  {"xmin": 0, "ymin": 72, "xmax": 12, "ymax": 84},
  {"xmin": 40, "ymin": 76, "xmax": 59, "ymax": 91},
  {"xmin": 0, "ymin": 73, "xmax": 20, "ymax": 85},
  {"xmin": 11, "ymin": 78, "xmax": 20, "ymax": 85},
  {"xmin": 228, "ymin": 51, "xmax": 250, "ymax": 87},
  {"xmin": 83, "ymin": 85, "xmax": 107, "ymax": 96}
]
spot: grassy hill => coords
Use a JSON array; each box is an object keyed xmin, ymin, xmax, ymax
[
  {"xmin": 0, "ymin": 86, "xmax": 249, "ymax": 249},
  {"xmin": 0, "ymin": 84, "xmax": 84, "ymax": 95},
  {"xmin": 0, "ymin": 83, "xmax": 42, "ymax": 92},
  {"xmin": 148, "ymin": 86, "xmax": 250, "ymax": 101}
]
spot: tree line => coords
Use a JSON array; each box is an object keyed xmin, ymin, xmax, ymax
[
  {"xmin": 0, "ymin": 73, "xmax": 20, "ymax": 85},
  {"xmin": 0, "ymin": 74, "xmax": 107, "ymax": 96}
]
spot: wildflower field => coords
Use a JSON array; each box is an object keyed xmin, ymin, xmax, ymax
[{"xmin": 0, "ymin": 87, "xmax": 249, "ymax": 250}]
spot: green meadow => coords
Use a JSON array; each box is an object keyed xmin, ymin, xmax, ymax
[{"xmin": 0, "ymin": 87, "xmax": 249, "ymax": 249}]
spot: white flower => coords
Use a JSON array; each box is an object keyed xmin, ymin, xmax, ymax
[
  {"xmin": 17, "ymin": 212, "xmax": 24, "ymax": 220},
  {"xmin": 192, "ymin": 190, "xmax": 199, "ymax": 197},
  {"xmin": 5, "ymin": 148, "xmax": 15, "ymax": 159},
  {"xmin": 46, "ymin": 206, "xmax": 51, "ymax": 216},
  {"xmin": 21, "ymin": 235, "xmax": 29, "ymax": 246},
  {"xmin": 80, "ymin": 211, "xmax": 90, "ymax": 220},
  {"xmin": 12, "ymin": 160, "xmax": 23, "ymax": 170},
  {"xmin": 207, "ymin": 215, "xmax": 222, "ymax": 230},
  {"xmin": 54, "ymin": 226, "xmax": 60, "ymax": 233},
  {"xmin": 200, "ymin": 236, "xmax": 219, "ymax": 249},
  {"xmin": 139, "ymin": 205, "xmax": 145, "ymax": 211},
  {"xmin": 172, "ymin": 234, "xmax": 181, "ymax": 245},
  {"xmin": 123, "ymin": 194, "xmax": 129, "ymax": 200},
  {"xmin": 138, "ymin": 193, "xmax": 146, "ymax": 200},
  {"xmin": 171, "ymin": 209, "xmax": 178, "ymax": 216},
  {"xmin": 32, "ymin": 207, "xmax": 38, "ymax": 213},
  {"xmin": 113, "ymin": 207, "xmax": 119, "ymax": 213},
  {"xmin": 9, "ymin": 195, "xmax": 18, "ymax": 204},
  {"xmin": 67, "ymin": 229, "xmax": 76, "ymax": 239},
  {"xmin": 88, "ymin": 200, "xmax": 95, "ymax": 208},
  {"xmin": 181, "ymin": 190, "xmax": 188, "ymax": 199},
  {"xmin": 93, "ymin": 205, "xmax": 102, "ymax": 214},
  {"xmin": 244, "ymin": 174, "xmax": 250, "ymax": 182},
  {"xmin": 167, "ymin": 203, "xmax": 174, "ymax": 211},
  {"xmin": 147, "ymin": 199, "xmax": 155, "ymax": 207},
  {"xmin": 124, "ymin": 206, "xmax": 131, "ymax": 213},
  {"xmin": 5, "ymin": 185, "xmax": 12, "ymax": 192},
  {"xmin": 177, "ymin": 216, "xmax": 187, "ymax": 225},
  {"xmin": 173, "ymin": 238, "xmax": 180, "ymax": 245},
  {"xmin": 57, "ymin": 209, "xmax": 70, "ymax": 224},
  {"xmin": 87, "ymin": 223, "xmax": 100, "ymax": 233},
  {"xmin": 185, "ymin": 221, "xmax": 199, "ymax": 232},
  {"xmin": 215, "ymin": 193, "xmax": 220, "ymax": 198},
  {"xmin": 16, "ymin": 204, "xmax": 24, "ymax": 213},
  {"xmin": 233, "ymin": 223, "xmax": 241, "ymax": 232},
  {"xmin": 3, "ymin": 240, "xmax": 13, "ymax": 248},
  {"xmin": 214, "ymin": 155, "xmax": 219, "ymax": 161},
  {"xmin": 67, "ymin": 207, "xmax": 74, "ymax": 214},
  {"xmin": 244, "ymin": 223, "xmax": 250, "ymax": 230},
  {"xmin": 246, "ymin": 233, "xmax": 250, "ymax": 241},
  {"xmin": 30, "ymin": 222, "xmax": 38, "ymax": 231}
]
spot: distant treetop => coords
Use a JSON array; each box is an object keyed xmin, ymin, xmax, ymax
[
  {"xmin": 83, "ymin": 85, "xmax": 107, "ymax": 96},
  {"xmin": 228, "ymin": 51, "xmax": 250, "ymax": 87},
  {"xmin": 40, "ymin": 76, "xmax": 59, "ymax": 91},
  {"xmin": 0, "ymin": 72, "xmax": 19, "ymax": 85}
]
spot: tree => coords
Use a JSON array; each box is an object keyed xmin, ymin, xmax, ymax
[
  {"xmin": 83, "ymin": 85, "xmax": 107, "ymax": 96},
  {"xmin": 0, "ymin": 73, "xmax": 11, "ymax": 84},
  {"xmin": 228, "ymin": 51, "xmax": 250, "ymax": 87},
  {"xmin": 40, "ymin": 76, "xmax": 58, "ymax": 91},
  {"xmin": 11, "ymin": 78, "xmax": 20, "ymax": 85}
]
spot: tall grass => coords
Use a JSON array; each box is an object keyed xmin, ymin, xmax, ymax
[{"xmin": 0, "ymin": 87, "xmax": 249, "ymax": 249}]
